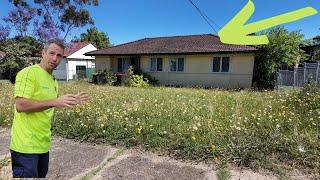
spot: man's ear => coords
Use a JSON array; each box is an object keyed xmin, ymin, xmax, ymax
[{"xmin": 42, "ymin": 50, "xmax": 45, "ymax": 57}]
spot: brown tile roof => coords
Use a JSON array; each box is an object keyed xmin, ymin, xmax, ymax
[
  {"xmin": 64, "ymin": 41, "xmax": 90, "ymax": 57},
  {"xmin": 0, "ymin": 51, "xmax": 6, "ymax": 59},
  {"xmin": 86, "ymin": 34, "xmax": 257, "ymax": 56}
]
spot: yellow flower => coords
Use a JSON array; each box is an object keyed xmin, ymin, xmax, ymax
[
  {"xmin": 192, "ymin": 136, "xmax": 196, "ymax": 141},
  {"xmin": 211, "ymin": 144, "xmax": 216, "ymax": 151},
  {"xmin": 75, "ymin": 106, "xmax": 81, "ymax": 113},
  {"xmin": 136, "ymin": 126, "xmax": 143, "ymax": 134}
]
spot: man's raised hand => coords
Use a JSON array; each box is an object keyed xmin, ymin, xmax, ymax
[
  {"xmin": 54, "ymin": 94, "xmax": 79, "ymax": 108},
  {"xmin": 75, "ymin": 92, "xmax": 89, "ymax": 104}
]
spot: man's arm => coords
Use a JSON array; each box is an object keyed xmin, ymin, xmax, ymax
[{"xmin": 15, "ymin": 94, "xmax": 81, "ymax": 113}]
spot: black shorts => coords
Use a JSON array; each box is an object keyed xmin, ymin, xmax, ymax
[{"xmin": 10, "ymin": 150, "xmax": 49, "ymax": 178}]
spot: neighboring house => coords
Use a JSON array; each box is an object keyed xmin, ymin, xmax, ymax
[
  {"xmin": 53, "ymin": 42, "xmax": 97, "ymax": 80},
  {"xmin": 86, "ymin": 34, "xmax": 257, "ymax": 88},
  {"xmin": 301, "ymin": 35, "xmax": 320, "ymax": 61},
  {"xmin": 0, "ymin": 51, "xmax": 6, "ymax": 79}
]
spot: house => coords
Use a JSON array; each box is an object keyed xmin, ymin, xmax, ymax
[
  {"xmin": 300, "ymin": 35, "xmax": 320, "ymax": 62},
  {"xmin": 53, "ymin": 42, "xmax": 97, "ymax": 80},
  {"xmin": 86, "ymin": 34, "xmax": 257, "ymax": 88}
]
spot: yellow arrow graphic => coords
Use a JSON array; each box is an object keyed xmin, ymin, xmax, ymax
[{"xmin": 218, "ymin": 0, "xmax": 318, "ymax": 45}]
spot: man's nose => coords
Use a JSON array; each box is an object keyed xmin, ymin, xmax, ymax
[{"xmin": 52, "ymin": 55, "xmax": 59, "ymax": 62}]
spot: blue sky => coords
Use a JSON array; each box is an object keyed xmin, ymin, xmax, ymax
[{"xmin": 1, "ymin": 0, "xmax": 320, "ymax": 45}]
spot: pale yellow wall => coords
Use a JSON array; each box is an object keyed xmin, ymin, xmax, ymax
[
  {"xmin": 95, "ymin": 56, "xmax": 111, "ymax": 71},
  {"xmin": 140, "ymin": 54, "xmax": 255, "ymax": 88},
  {"xmin": 95, "ymin": 53, "xmax": 255, "ymax": 88},
  {"xmin": 95, "ymin": 56, "xmax": 117, "ymax": 72}
]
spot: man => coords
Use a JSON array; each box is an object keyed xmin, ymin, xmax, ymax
[{"xmin": 10, "ymin": 38, "xmax": 88, "ymax": 178}]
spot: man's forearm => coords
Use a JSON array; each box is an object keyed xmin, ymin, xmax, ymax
[{"xmin": 16, "ymin": 98, "xmax": 57, "ymax": 113}]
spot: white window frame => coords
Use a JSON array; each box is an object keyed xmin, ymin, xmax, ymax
[
  {"xmin": 169, "ymin": 56, "xmax": 185, "ymax": 72},
  {"xmin": 150, "ymin": 57, "xmax": 163, "ymax": 72},
  {"xmin": 212, "ymin": 55, "xmax": 231, "ymax": 73}
]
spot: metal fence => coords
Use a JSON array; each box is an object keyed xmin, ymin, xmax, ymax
[{"xmin": 277, "ymin": 61, "xmax": 320, "ymax": 88}]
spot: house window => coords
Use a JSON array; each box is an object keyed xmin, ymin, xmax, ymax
[
  {"xmin": 118, "ymin": 57, "xmax": 131, "ymax": 72},
  {"xmin": 213, "ymin": 56, "xmax": 230, "ymax": 72},
  {"xmin": 76, "ymin": 65, "xmax": 86, "ymax": 79},
  {"xmin": 150, "ymin": 57, "xmax": 163, "ymax": 72},
  {"xmin": 170, "ymin": 57, "xmax": 184, "ymax": 72}
]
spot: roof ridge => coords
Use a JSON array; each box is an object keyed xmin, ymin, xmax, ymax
[
  {"xmin": 89, "ymin": 38, "xmax": 148, "ymax": 53},
  {"xmin": 145, "ymin": 33, "xmax": 218, "ymax": 40},
  {"xmin": 89, "ymin": 34, "xmax": 219, "ymax": 54}
]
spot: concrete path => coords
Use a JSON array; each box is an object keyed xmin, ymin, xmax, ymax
[{"xmin": 0, "ymin": 127, "xmax": 315, "ymax": 180}]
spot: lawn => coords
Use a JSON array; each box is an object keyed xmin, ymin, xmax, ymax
[{"xmin": 0, "ymin": 82, "xmax": 319, "ymax": 176}]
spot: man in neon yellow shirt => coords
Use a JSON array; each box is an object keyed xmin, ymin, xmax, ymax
[{"xmin": 10, "ymin": 38, "xmax": 88, "ymax": 178}]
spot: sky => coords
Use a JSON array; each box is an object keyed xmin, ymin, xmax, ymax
[{"xmin": 0, "ymin": 0, "xmax": 320, "ymax": 45}]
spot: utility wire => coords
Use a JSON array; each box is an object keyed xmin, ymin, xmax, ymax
[
  {"xmin": 187, "ymin": 0, "xmax": 220, "ymax": 34},
  {"xmin": 302, "ymin": 0, "xmax": 315, "ymax": 8}
]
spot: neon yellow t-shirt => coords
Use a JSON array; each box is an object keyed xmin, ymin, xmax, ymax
[{"xmin": 10, "ymin": 64, "xmax": 58, "ymax": 154}]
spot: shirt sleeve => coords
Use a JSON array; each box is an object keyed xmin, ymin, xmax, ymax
[{"xmin": 14, "ymin": 69, "xmax": 36, "ymax": 99}]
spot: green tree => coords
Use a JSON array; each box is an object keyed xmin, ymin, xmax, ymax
[
  {"xmin": 8, "ymin": 0, "xmax": 99, "ymax": 40},
  {"xmin": 13, "ymin": 36, "xmax": 43, "ymax": 57},
  {"xmin": 0, "ymin": 40, "xmax": 30, "ymax": 83},
  {"xmin": 0, "ymin": 36, "xmax": 42, "ymax": 82},
  {"xmin": 253, "ymin": 26, "xmax": 307, "ymax": 89},
  {"xmin": 79, "ymin": 27, "xmax": 111, "ymax": 49}
]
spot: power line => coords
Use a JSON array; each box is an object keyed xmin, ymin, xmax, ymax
[
  {"xmin": 302, "ymin": 0, "xmax": 316, "ymax": 8},
  {"xmin": 187, "ymin": 0, "xmax": 220, "ymax": 34}
]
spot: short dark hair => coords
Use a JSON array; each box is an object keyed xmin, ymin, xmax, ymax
[{"xmin": 44, "ymin": 38, "xmax": 65, "ymax": 51}]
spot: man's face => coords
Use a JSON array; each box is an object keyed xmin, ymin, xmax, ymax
[{"xmin": 41, "ymin": 43, "xmax": 64, "ymax": 71}]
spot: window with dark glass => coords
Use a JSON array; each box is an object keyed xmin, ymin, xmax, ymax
[
  {"xmin": 150, "ymin": 58, "xmax": 157, "ymax": 71},
  {"xmin": 170, "ymin": 57, "xmax": 184, "ymax": 72},
  {"xmin": 221, "ymin": 57, "xmax": 230, "ymax": 72},
  {"xmin": 212, "ymin": 57, "xmax": 221, "ymax": 72},
  {"xmin": 213, "ymin": 56, "xmax": 230, "ymax": 72},
  {"xmin": 118, "ymin": 58, "xmax": 123, "ymax": 72},
  {"xmin": 150, "ymin": 57, "xmax": 163, "ymax": 71},
  {"xmin": 170, "ymin": 60, "xmax": 177, "ymax": 71},
  {"xmin": 157, "ymin": 58, "xmax": 163, "ymax": 71},
  {"xmin": 118, "ymin": 57, "xmax": 131, "ymax": 72},
  {"xmin": 178, "ymin": 58, "xmax": 184, "ymax": 72}
]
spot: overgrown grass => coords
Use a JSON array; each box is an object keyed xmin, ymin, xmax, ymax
[{"xmin": 0, "ymin": 82, "xmax": 319, "ymax": 176}]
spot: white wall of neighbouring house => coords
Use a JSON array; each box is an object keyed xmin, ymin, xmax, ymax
[
  {"xmin": 67, "ymin": 44, "xmax": 97, "ymax": 80},
  {"xmin": 67, "ymin": 60, "xmax": 95, "ymax": 80},
  {"xmin": 68, "ymin": 44, "xmax": 97, "ymax": 60},
  {"xmin": 53, "ymin": 44, "xmax": 97, "ymax": 80}
]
